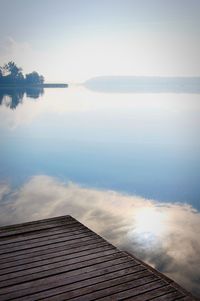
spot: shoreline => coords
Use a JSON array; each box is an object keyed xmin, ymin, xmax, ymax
[{"xmin": 0, "ymin": 83, "xmax": 68, "ymax": 88}]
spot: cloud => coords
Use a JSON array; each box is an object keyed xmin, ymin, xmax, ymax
[
  {"xmin": 0, "ymin": 37, "xmax": 32, "ymax": 66},
  {"xmin": 0, "ymin": 175, "xmax": 199, "ymax": 296},
  {"xmin": 0, "ymin": 37, "xmax": 47, "ymax": 78},
  {"xmin": 0, "ymin": 182, "xmax": 10, "ymax": 200}
]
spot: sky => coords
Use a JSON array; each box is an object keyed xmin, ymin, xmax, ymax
[{"xmin": 0, "ymin": 0, "xmax": 200, "ymax": 81}]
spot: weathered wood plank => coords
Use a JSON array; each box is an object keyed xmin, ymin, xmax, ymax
[
  {"xmin": 0, "ymin": 251, "xmax": 126, "ymax": 288},
  {"xmin": 0, "ymin": 215, "xmax": 72, "ymax": 231},
  {"xmin": 0, "ymin": 234, "xmax": 101, "ymax": 260},
  {"xmin": 89, "ymin": 280, "xmax": 168, "ymax": 301},
  {"xmin": 1, "ymin": 263, "xmax": 144, "ymax": 301},
  {"xmin": 0, "ymin": 241, "xmax": 109, "ymax": 270},
  {"xmin": 147, "ymin": 290, "xmax": 185, "ymax": 300},
  {"xmin": 0, "ymin": 219, "xmax": 78, "ymax": 238},
  {"xmin": 0, "ymin": 243, "xmax": 112, "ymax": 273},
  {"xmin": 0, "ymin": 215, "xmax": 196, "ymax": 300},
  {"xmin": 40, "ymin": 271, "xmax": 158, "ymax": 301},
  {"xmin": 0, "ymin": 230, "xmax": 93, "ymax": 255},
  {"xmin": 0, "ymin": 224, "xmax": 87, "ymax": 245},
  {"xmin": 0, "ymin": 216, "xmax": 75, "ymax": 234},
  {"xmin": 0, "ymin": 236, "xmax": 104, "ymax": 265},
  {"xmin": 51, "ymin": 279, "xmax": 166, "ymax": 301},
  {"xmin": 0, "ymin": 256, "xmax": 131, "ymax": 295},
  {"xmin": 0, "ymin": 248, "xmax": 119, "ymax": 282},
  {"xmin": 123, "ymin": 286, "xmax": 181, "ymax": 301}
]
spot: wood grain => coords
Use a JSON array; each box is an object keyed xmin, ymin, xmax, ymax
[{"xmin": 0, "ymin": 215, "xmax": 196, "ymax": 300}]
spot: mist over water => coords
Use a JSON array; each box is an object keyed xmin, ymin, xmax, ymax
[
  {"xmin": 1, "ymin": 0, "xmax": 200, "ymax": 297},
  {"xmin": 84, "ymin": 76, "xmax": 200, "ymax": 93},
  {"xmin": 0, "ymin": 84, "xmax": 200, "ymax": 296}
]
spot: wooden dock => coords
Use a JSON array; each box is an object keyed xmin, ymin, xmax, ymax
[{"xmin": 0, "ymin": 215, "xmax": 196, "ymax": 300}]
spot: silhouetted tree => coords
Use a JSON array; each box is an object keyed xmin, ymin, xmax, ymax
[
  {"xmin": 2, "ymin": 61, "xmax": 24, "ymax": 83},
  {"xmin": 4, "ymin": 61, "xmax": 22, "ymax": 77},
  {"xmin": 0, "ymin": 61, "xmax": 44, "ymax": 86},
  {"xmin": 25, "ymin": 71, "xmax": 44, "ymax": 85},
  {"xmin": 0, "ymin": 62, "xmax": 45, "ymax": 109}
]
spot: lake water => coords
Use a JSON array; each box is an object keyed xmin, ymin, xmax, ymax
[{"xmin": 0, "ymin": 85, "xmax": 200, "ymax": 296}]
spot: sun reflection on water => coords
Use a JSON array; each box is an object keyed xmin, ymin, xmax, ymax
[
  {"xmin": 129, "ymin": 207, "xmax": 168, "ymax": 246},
  {"xmin": 0, "ymin": 177, "xmax": 200, "ymax": 296}
]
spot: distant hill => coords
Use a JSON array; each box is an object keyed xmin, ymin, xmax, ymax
[{"xmin": 84, "ymin": 76, "xmax": 200, "ymax": 93}]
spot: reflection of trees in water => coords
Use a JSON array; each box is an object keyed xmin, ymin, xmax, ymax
[
  {"xmin": 0, "ymin": 87, "xmax": 44, "ymax": 109},
  {"xmin": 25, "ymin": 87, "xmax": 44, "ymax": 99}
]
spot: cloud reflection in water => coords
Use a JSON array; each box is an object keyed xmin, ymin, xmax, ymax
[{"xmin": 0, "ymin": 175, "xmax": 199, "ymax": 297}]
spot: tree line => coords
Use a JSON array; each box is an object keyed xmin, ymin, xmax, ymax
[{"xmin": 0, "ymin": 61, "xmax": 44, "ymax": 85}]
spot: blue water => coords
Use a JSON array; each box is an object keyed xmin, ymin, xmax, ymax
[
  {"xmin": 0, "ymin": 86, "xmax": 200, "ymax": 208},
  {"xmin": 0, "ymin": 85, "xmax": 200, "ymax": 296}
]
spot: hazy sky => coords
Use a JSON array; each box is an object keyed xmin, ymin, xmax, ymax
[{"xmin": 0, "ymin": 0, "xmax": 200, "ymax": 81}]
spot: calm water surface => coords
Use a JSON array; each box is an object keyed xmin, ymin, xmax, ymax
[{"xmin": 0, "ymin": 86, "xmax": 200, "ymax": 296}]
